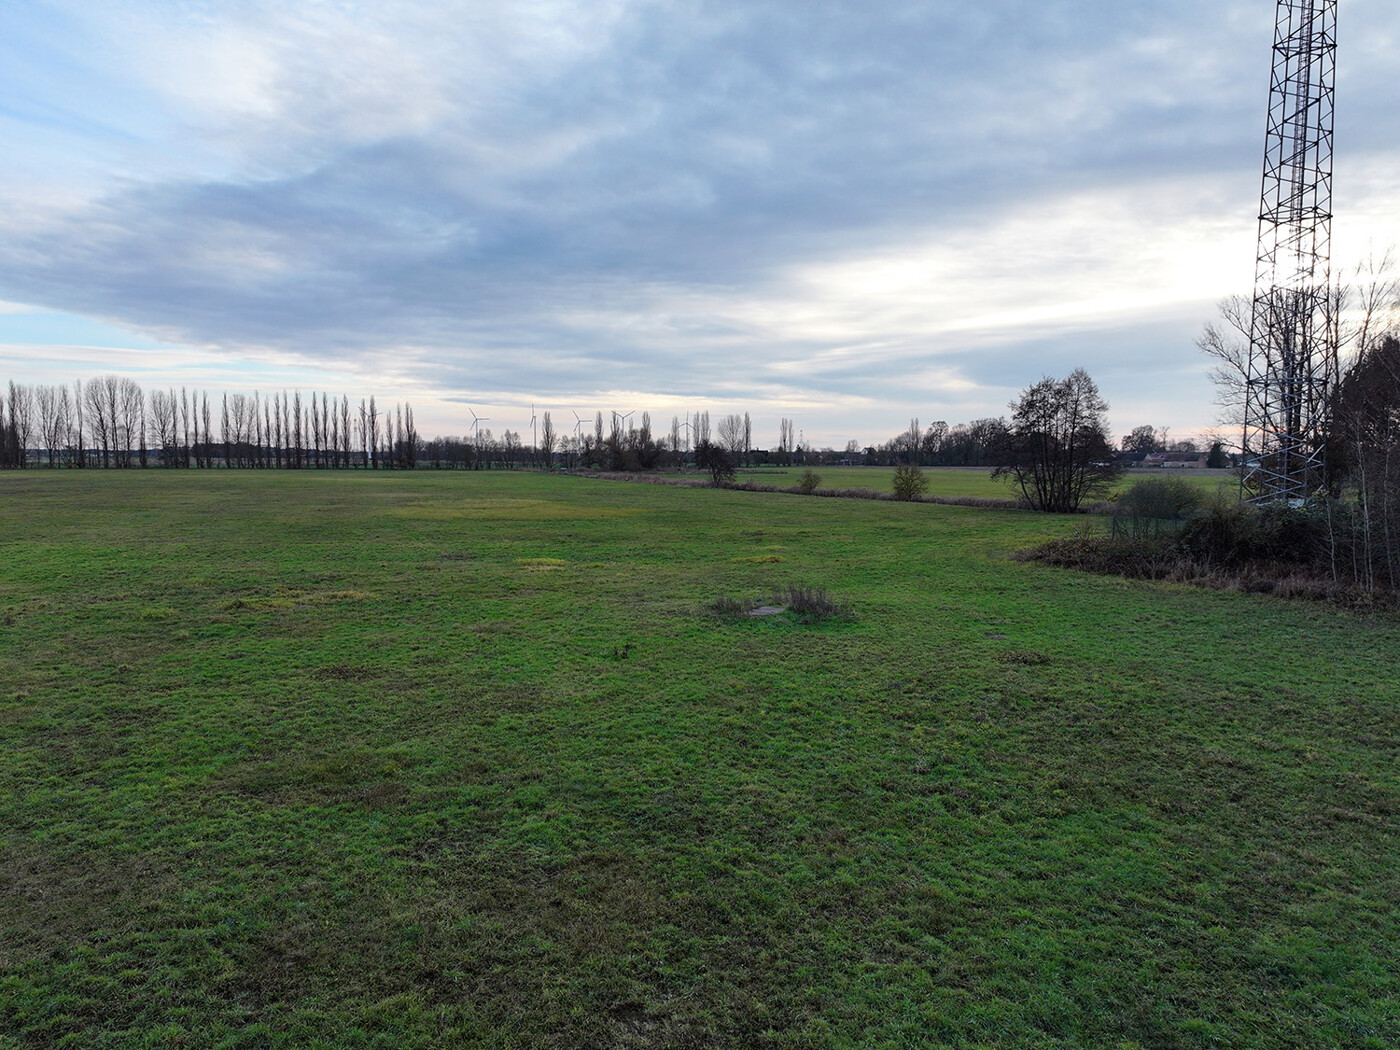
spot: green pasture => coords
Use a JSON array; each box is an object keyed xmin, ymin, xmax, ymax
[
  {"xmin": 732, "ymin": 465, "xmax": 1235, "ymax": 501},
  {"xmin": 1, "ymin": 470, "xmax": 1396, "ymax": 1048}
]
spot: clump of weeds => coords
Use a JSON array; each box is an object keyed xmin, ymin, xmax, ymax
[
  {"xmin": 777, "ymin": 583, "xmax": 851, "ymax": 623},
  {"xmin": 708, "ymin": 595, "xmax": 753, "ymax": 617}
]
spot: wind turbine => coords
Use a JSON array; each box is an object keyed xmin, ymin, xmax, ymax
[
  {"xmin": 570, "ymin": 410, "xmax": 587, "ymax": 466},
  {"xmin": 469, "ymin": 408, "xmax": 490, "ymax": 444},
  {"xmin": 528, "ymin": 403, "xmax": 537, "ymax": 453}
]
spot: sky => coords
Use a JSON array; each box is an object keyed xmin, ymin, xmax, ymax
[{"xmin": 2, "ymin": 0, "xmax": 1398, "ymax": 450}]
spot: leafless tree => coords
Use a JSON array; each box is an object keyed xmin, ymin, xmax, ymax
[
  {"xmin": 1200, "ymin": 253, "xmax": 1400, "ymax": 444},
  {"xmin": 35, "ymin": 384, "xmax": 73, "ymax": 466},
  {"xmin": 149, "ymin": 388, "xmax": 179, "ymax": 465},
  {"xmin": 83, "ymin": 376, "xmax": 116, "ymax": 467},
  {"xmin": 4, "ymin": 382, "xmax": 35, "ymax": 467},
  {"xmin": 717, "ymin": 413, "xmax": 745, "ymax": 458},
  {"xmin": 201, "ymin": 392, "xmax": 212, "ymax": 469},
  {"xmin": 340, "ymin": 395, "xmax": 352, "ymax": 468},
  {"xmin": 540, "ymin": 411, "xmax": 556, "ymax": 468},
  {"xmin": 367, "ymin": 395, "xmax": 378, "ymax": 469},
  {"xmin": 1195, "ymin": 293, "xmax": 1253, "ymax": 435},
  {"xmin": 994, "ymin": 369, "xmax": 1118, "ymax": 512}
]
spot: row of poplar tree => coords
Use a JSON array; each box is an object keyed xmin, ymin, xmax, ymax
[{"xmin": 0, "ymin": 375, "xmax": 429, "ymax": 469}]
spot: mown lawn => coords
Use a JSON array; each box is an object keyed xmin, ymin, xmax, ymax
[{"xmin": 1, "ymin": 470, "xmax": 1396, "ymax": 1049}]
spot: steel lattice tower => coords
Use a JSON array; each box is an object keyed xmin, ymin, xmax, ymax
[{"xmin": 1242, "ymin": 0, "xmax": 1338, "ymax": 501}]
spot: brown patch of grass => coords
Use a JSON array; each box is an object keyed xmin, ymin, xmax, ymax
[
  {"xmin": 1000, "ymin": 650, "xmax": 1053, "ymax": 666},
  {"xmin": 0, "ymin": 842, "xmax": 178, "ymax": 969},
  {"xmin": 313, "ymin": 663, "xmax": 383, "ymax": 682}
]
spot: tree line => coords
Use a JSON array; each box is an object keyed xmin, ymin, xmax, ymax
[
  {"xmin": 0, "ymin": 371, "xmax": 1144, "ymax": 513},
  {"xmin": 0, "ymin": 377, "xmax": 437, "ymax": 471},
  {"xmin": 0, "ymin": 381, "xmax": 855, "ymax": 474}
]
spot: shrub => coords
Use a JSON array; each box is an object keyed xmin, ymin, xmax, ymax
[
  {"xmin": 1172, "ymin": 491, "xmax": 1255, "ymax": 565},
  {"xmin": 1112, "ymin": 478, "xmax": 1202, "ymax": 540},
  {"xmin": 796, "ymin": 469, "xmax": 822, "ymax": 494},
  {"xmin": 892, "ymin": 465, "xmax": 929, "ymax": 501},
  {"xmin": 694, "ymin": 441, "xmax": 736, "ymax": 487},
  {"xmin": 779, "ymin": 583, "xmax": 849, "ymax": 621},
  {"xmin": 1172, "ymin": 495, "xmax": 1328, "ymax": 566},
  {"xmin": 1250, "ymin": 499, "xmax": 1330, "ymax": 564}
]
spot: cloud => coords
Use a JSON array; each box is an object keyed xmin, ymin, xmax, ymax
[{"xmin": 1, "ymin": 0, "xmax": 1398, "ymax": 444}]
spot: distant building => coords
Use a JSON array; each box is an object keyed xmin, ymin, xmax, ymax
[{"xmin": 1142, "ymin": 451, "xmax": 1209, "ymax": 469}]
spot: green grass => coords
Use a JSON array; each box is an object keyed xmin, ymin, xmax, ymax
[
  {"xmin": 732, "ymin": 465, "xmax": 1236, "ymax": 501},
  {"xmin": 1, "ymin": 470, "xmax": 1396, "ymax": 1048}
]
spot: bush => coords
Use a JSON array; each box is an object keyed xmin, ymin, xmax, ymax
[
  {"xmin": 796, "ymin": 469, "xmax": 822, "ymax": 494},
  {"xmin": 694, "ymin": 441, "xmax": 736, "ymax": 487},
  {"xmin": 892, "ymin": 465, "xmax": 929, "ymax": 501},
  {"xmin": 778, "ymin": 583, "xmax": 849, "ymax": 622},
  {"xmin": 1112, "ymin": 478, "xmax": 1201, "ymax": 540},
  {"xmin": 1173, "ymin": 495, "xmax": 1328, "ymax": 566},
  {"xmin": 1016, "ymin": 536, "xmax": 1174, "ymax": 576},
  {"xmin": 1250, "ymin": 500, "xmax": 1331, "ymax": 564},
  {"xmin": 1172, "ymin": 491, "xmax": 1254, "ymax": 564}
]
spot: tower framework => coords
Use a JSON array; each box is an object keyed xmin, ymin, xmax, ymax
[{"xmin": 1242, "ymin": 0, "xmax": 1338, "ymax": 501}]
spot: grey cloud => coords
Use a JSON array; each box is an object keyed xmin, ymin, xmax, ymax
[{"xmin": 0, "ymin": 0, "xmax": 1393, "ymax": 434}]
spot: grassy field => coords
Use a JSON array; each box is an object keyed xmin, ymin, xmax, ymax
[
  {"xmin": 723, "ymin": 466, "xmax": 1237, "ymax": 501},
  {"xmin": 1, "ymin": 470, "xmax": 1396, "ymax": 1049}
]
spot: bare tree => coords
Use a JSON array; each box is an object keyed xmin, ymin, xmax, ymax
[
  {"xmin": 340, "ymin": 395, "xmax": 352, "ymax": 468},
  {"xmin": 367, "ymin": 395, "xmax": 378, "ymax": 469},
  {"xmin": 3, "ymin": 382, "xmax": 34, "ymax": 467},
  {"xmin": 1200, "ymin": 254, "xmax": 1400, "ymax": 444},
  {"xmin": 35, "ymin": 384, "xmax": 72, "ymax": 467},
  {"xmin": 293, "ymin": 390, "xmax": 305, "ymax": 468},
  {"xmin": 150, "ymin": 388, "xmax": 179, "ymax": 465},
  {"xmin": 83, "ymin": 376, "xmax": 116, "ymax": 467},
  {"xmin": 776, "ymin": 418, "xmax": 794, "ymax": 465},
  {"xmin": 72, "ymin": 380, "xmax": 86, "ymax": 468},
  {"xmin": 1196, "ymin": 294, "xmax": 1253, "ymax": 435},
  {"xmin": 717, "ymin": 414, "xmax": 745, "ymax": 458},
  {"xmin": 357, "ymin": 398, "xmax": 368, "ymax": 467},
  {"xmin": 180, "ymin": 387, "xmax": 191, "ymax": 467},
  {"xmin": 994, "ymin": 369, "xmax": 1119, "ymax": 512},
  {"xmin": 221, "ymin": 393, "xmax": 232, "ymax": 467},
  {"xmin": 539, "ymin": 411, "xmax": 556, "ymax": 468},
  {"xmin": 201, "ymin": 392, "xmax": 212, "ymax": 469}
]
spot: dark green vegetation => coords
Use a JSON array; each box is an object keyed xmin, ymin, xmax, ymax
[{"xmin": 2, "ymin": 471, "xmax": 1397, "ymax": 1048}]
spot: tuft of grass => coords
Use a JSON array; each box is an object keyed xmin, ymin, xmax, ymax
[
  {"xmin": 708, "ymin": 594, "xmax": 753, "ymax": 616},
  {"xmin": 777, "ymin": 582, "xmax": 850, "ymax": 621}
]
